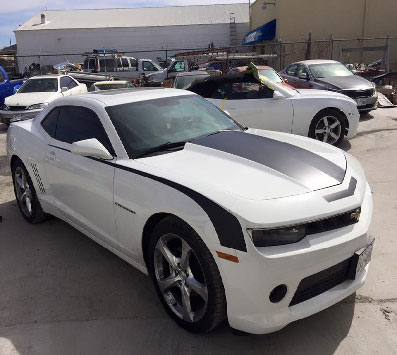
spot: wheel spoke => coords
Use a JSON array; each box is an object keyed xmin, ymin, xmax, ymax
[
  {"xmin": 25, "ymin": 197, "xmax": 32, "ymax": 213},
  {"xmin": 181, "ymin": 285, "xmax": 193, "ymax": 321},
  {"xmin": 330, "ymin": 121, "xmax": 340, "ymax": 129},
  {"xmin": 157, "ymin": 240, "xmax": 178, "ymax": 270},
  {"xmin": 20, "ymin": 191, "xmax": 27, "ymax": 202},
  {"xmin": 186, "ymin": 276, "xmax": 208, "ymax": 302},
  {"xmin": 158, "ymin": 274, "xmax": 179, "ymax": 293},
  {"xmin": 323, "ymin": 117, "xmax": 328, "ymax": 127},
  {"xmin": 180, "ymin": 239, "xmax": 192, "ymax": 271},
  {"xmin": 315, "ymin": 129, "xmax": 325, "ymax": 134},
  {"xmin": 323, "ymin": 133, "xmax": 329, "ymax": 142},
  {"xmin": 330, "ymin": 132, "xmax": 339, "ymax": 139}
]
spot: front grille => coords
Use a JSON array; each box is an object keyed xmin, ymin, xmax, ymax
[
  {"xmin": 342, "ymin": 89, "xmax": 375, "ymax": 98},
  {"xmin": 305, "ymin": 208, "xmax": 360, "ymax": 236},
  {"xmin": 289, "ymin": 258, "xmax": 351, "ymax": 306},
  {"xmin": 8, "ymin": 106, "xmax": 27, "ymax": 111}
]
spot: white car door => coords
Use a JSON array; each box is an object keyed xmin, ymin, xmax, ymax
[
  {"xmin": 43, "ymin": 105, "xmax": 118, "ymax": 248},
  {"xmin": 208, "ymin": 79, "xmax": 294, "ymax": 133}
]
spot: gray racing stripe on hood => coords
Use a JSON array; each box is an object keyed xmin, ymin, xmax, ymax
[{"xmin": 192, "ymin": 131, "xmax": 346, "ymax": 189}]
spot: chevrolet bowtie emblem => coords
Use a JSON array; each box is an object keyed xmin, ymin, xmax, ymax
[{"xmin": 351, "ymin": 209, "xmax": 361, "ymax": 221}]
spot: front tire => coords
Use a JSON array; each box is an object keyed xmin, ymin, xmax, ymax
[
  {"xmin": 147, "ymin": 216, "xmax": 227, "ymax": 333},
  {"xmin": 12, "ymin": 160, "xmax": 48, "ymax": 224},
  {"xmin": 309, "ymin": 109, "xmax": 346, "ymax": 146}
]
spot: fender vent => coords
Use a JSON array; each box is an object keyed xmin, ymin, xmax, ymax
[{"xmin": 31, "ymin": 163, "xmax": 45, "ymax": 194}]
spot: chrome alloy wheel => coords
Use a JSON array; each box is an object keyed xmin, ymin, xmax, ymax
[
  {"xmin": 314, "ymin": 116, "xmax": 342, "ymax": 144},
  {"xmin": 14, "ymin": 166, "xmax": 33, "ymax": 217},
  {"xmin": 154, "ymin": 234, "xmax": 208, "ymax": 323}
]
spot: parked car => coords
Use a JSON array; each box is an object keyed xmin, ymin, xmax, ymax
[
  {"xmin": 173, "ymin": 71, "xmax": 210, "ymax": 89},
  {"xmin": 189, "ymin": 72, "xmax": 359, "ymax": 146},
  {"xmin": 0, "ymin": 75, "xmax": 87, "ymax": 126},
  {"xmin": 7, "ymin": 88, "xmax": 373, "ymax": 334},
  {"xmin": 0, "ymin": 65, "xmax": 24, "ymax": 107},
  {"xmin": 228, "ymin": 66, "xmax": 293, "ymax": 89},
  {"xmin": 89, "ymin": 80, "xmax": 134, "ymax": 91},
  {"xmin": 279, "ymin": 60, "xmax": 378, "ymax": 113}
]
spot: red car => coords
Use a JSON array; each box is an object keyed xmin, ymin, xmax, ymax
[{"xmin": 228, "ymin": 66, "xmax": 294, "ymax": 89}]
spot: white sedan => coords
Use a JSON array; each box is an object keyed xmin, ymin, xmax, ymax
[
  {"xmin": 0, "ymin": 75, "xmax": 87, "ymax": 125},
  {"xmin": 7, "ymin": 88, "xmax": 373, "ymax": 334},
  {"xmin": 189, "ymin": 73, "xmax": 360, "ymax": 146}
]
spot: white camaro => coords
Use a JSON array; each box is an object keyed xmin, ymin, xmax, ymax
[
  {"xmin": 189, "ymin": 72, "xmax": 360, "ymax": 146},
  {"xmin": 0, "ymin": 75, "xmax": 87, "ymax": 125},
  {"xmin": 7, "ymin": 88, "xmax": 373, "ymax": 334}
]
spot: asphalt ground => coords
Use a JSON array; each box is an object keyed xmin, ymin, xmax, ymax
[{"xmin": 0, "ymin": 109, "xmax": 396, "ymax": 355}]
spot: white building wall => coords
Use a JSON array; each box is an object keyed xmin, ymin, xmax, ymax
[{"xmin": 15, "ymin": 23, "xmax": 249, "ymax": 70}]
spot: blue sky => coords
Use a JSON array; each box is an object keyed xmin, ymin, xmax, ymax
[{"xmin": 0, "ymin": 0, "xmax": 246, "ymax": 48}]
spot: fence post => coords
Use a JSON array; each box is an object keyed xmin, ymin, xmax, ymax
[
  {"xmin": 305, "ymin": 32, "xmax": 312, "ymax": 60},
  {"xmin": 386, "ymin": 35, "xmax": 390, "ymax": 73},
  {"xmin": 278, "ymin": 39, "xmax": 282, "ymax": 71},
  {"xmin": 330, "ymin": 35, "xmax": 334, "ymax": 60}
]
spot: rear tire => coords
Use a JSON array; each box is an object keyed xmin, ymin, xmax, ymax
[
  {"xmin": 147, "ymin": 216, "xmax": 227, "ymax": 333},
  {"xmin": 309, "ymin": 109, "xmax": 346, "ymax": 146},
  {"xmin": 12, "ymin": 159, "xmax": 48, "ymax": 224}
]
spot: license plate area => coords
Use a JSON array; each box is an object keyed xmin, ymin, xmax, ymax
[{"xmin": 347, "ymin": 239, "xmax": 374, "ymax": 280}]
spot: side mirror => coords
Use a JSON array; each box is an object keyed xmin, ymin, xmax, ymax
[
  {"xmin": 298, "ymin": 72, "xmax": 309, "ymax": 80},
  {"xmin": 71, "ymin": 139, "xmax": 113, "ymax": 160},
  {"xmin": 61, "ymin": 87, "xmax": 69, "ymax": 93},
  {"xmin": 273, "ymin": 91, "xmax": 285, "ymax": 100}
]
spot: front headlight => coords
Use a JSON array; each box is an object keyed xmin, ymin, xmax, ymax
[
  {"xmin": 27, "ymin": 103, "xmax": 49, "ymax": 110},
  {"xmin": 248, "ymin": 225, "xmax": 306, "ymax": 247}
]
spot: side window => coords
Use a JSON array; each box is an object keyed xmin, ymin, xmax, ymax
[
  {"xmin": 174, "ymin": 61, "xmax": 185, "ymax": 72},
  {"xmin": 60, "ymin": 76, "xmax": 72, "ymax": 89},
  {"xmin": 89, "ymin": 58, "xmax": 96, "ymax": 70},
  {"xmin": 211, "ymin": 84, "xmax": 228, "ymax": 99},
  {"xmin": 67, "ymin": 78, "xmax": 78, "ymax": 89},
  {"xmin": 228, "ymin": 81, "xmax": 273, "ymax": 100},
  {"xmin": 286, "ymin": 64, "xmax": 298, "ymax": 76},
  {"xmin": 142, "ymin": 61, "xmax": 155, "ymax": 71},
  {"xmin": 41, "ymin": 107, "xmax": 59, "ymax": 138},
  {"xmin": 121, "ymin": 58, "xmax": 129, "ymax": 68},
  {"xmin": 129, "ymin": 58, "xmax": 138, "ymax": 69},
  {"xmin": 297, "ymin": 65, "xmax": 309, "ymax": 78},
  {"xmin": 55, "ymin": 106, "xmax": 114, "ymax": 155}
]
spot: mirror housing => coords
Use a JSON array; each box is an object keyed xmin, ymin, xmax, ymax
[
  {"xmin": 71, "ymin": 139, "xmax": 113, "ymax": 160},
  {"xmin": 61, "ymin": 86, "xmax": 69, "ymax": 93},
  {"xmin": 298, "ymin": 72, "xmax": 309, "ymax": 80},
  {"xmin": 273, "ymin": 91, "xmax": 285, "ymax": 100}
]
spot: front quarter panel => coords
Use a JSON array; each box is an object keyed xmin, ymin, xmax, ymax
[{"xmin": 290, "ymin": 96, "xmax": 357, "ymax": 137}]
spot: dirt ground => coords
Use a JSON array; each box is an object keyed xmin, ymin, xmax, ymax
[{"xmin": 0, "ymin": 109, "xmax": 396, "ymax": 355}]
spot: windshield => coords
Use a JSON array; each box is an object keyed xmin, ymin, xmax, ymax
[
  {"xmin": 106, "ymin": 95, "xmax": 240, "ymax": 158},
  {"xmin": 19, "ymin": 78, "xmax": 58, "ymax": 93},
  {"xmin": 175, "ymin": 75, "xmax": 209, "ymax": 89},
  {"xmin": 259, "ymin": 69, "xmax": 282, "ymax": 83},
  {"xmin": 309, "ymin": 63, "xmax": 353, "ymax": 78}
]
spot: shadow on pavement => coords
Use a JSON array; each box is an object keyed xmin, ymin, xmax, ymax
[
  {"xmin": 0, "ymin": 199, "xmax": 355, "ymax": 355},
  {"xmin": 359, "ymin": 113, "xmax": 375, "ymax": 122}
]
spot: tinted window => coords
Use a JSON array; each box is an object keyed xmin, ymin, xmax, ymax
[
  {"xmin": 56, "ymin": 106, "xmax": 113, "ymax": 154},
  {"xmin": 142, "ymin": 61, "xmax": 156, "ymax": 71},
  {"xmin": 228, "ymin": 81, "xmax": 273, "ymax": 100},
  {"xmin": 60, "ymin": 76, "xmax": 72, "ymax": 89},
  {"xmin": 121, "ymin": 58, "xmax": 129, "ymax": 68},
  {"xmin": 286, "ymin": 64, "xmax": 298, "ymax": 76},
  {"xmin": 129, "ymin": 58, "xmax": 138, "ymax": 68},
  {"xmin": 41, "ymin": 107, "xmax": 59, "ymax": 138},
  {"xmin": 89, "ymin": 58, "xmax": 96, "ymax": 70},
  {"xmin": 68, "ymin": 78, "xmax": 78, "ymax": 89},
  {"xmin": 297, "ymin": 65, "xmax": 309, "ymax": 77}
]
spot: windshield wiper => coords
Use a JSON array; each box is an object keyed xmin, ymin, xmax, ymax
[{"xmin": 134, "ymin": 140, "xmax": 188, "ymax": 159}]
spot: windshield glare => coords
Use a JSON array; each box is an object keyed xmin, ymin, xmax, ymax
[
  {"xmin": 259, "ymin": 69, "xmax": 282, "ymax": 83},
  {"xmin": 309, "ymin": 63, "xmax": 353, "ymax": 78},
  {"xmin": 19, "ymin": 78, "xmax": 58, "ymax": 93},
  {"xmin": 106, "ymin": 95, "xmax": 240, "ymax": 158}
]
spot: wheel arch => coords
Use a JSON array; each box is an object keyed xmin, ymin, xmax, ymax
[
  {"xmin": 10, "ymin": 154, "xmax": 23, "ymax": 171},
  {"xmin": 313, "ymin": 107, "xmax": 349, "ymax": 132}
]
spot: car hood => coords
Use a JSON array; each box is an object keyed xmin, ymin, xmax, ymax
[
  {"xmin": 295, "ymin": 89, "xmax": 355, "ymax": 102},
  {"xmin": 314, "ymin": 75, "xmax": 373, "ymax": 90},
  {"xmin": 133, "ymin": 130, "xmax": 347, "ymax": 201},
  {"xmin": 5, "ymin": 92, "xmax": 60, "ymax": 107}
]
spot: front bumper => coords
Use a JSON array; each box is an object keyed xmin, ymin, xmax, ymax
[
  {"xmin": 0, "ymin": 109, "xmax": 42, "ymax": 125},
  {"xmin": 355, "ymin": 93, "xmax": 378, "ymax": 112},
  {"xmin": 218, "ymin": 182, "xmax": 373, "ymax": 334}
]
